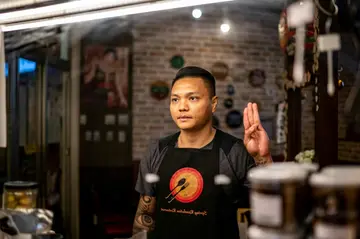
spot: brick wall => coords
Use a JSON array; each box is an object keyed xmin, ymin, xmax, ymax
[
  {"xmin": 131, "ymin": 7, "xmax": 286, "ymax": 161},
  {"xmin": 130, "ymin": 7, "xmax": 360, "ymax": 162}
]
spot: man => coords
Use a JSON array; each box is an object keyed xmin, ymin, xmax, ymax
[{"xmin": 133, "ymin": 66, "xmax": 272, "ymax": 239}]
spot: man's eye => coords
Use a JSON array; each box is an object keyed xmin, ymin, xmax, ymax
[
  {"xmin": 190, "ymin": 97, "xmax": 198, "ymax": 101},
  {"xmin": 171, "ymin": 98, "xmax": 178, "ymax": 102}
]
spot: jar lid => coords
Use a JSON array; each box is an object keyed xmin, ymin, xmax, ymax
[
  {"xmin": 248, "ymin": 166, "xmax": 308, "ymax": 183},
  {"xmin": 4, "ymin": 181, "xmax": 38, "ymax": 190},
  {"xmin": 321, "ymin": 165, "xmax": 360, "ymax": 175},
  {"xmin": 268, "ymin": 162, "xmax": 319, "ymax": 173},
  {"xmin": 310, "ymin": 172, "xmax": 360, "ymax": 187},
  {"xmin": 248, "ymin": 225, "xmax": 302, "ymax": 239}
]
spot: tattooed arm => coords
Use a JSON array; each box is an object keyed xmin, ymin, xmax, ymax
[
  {"xmin": 254, "ymin": 154, "xmax": 273, "ymax": 166},
  {"xmin": 132, "ymin": 195, "xmax": 157, "ymax": 235}
]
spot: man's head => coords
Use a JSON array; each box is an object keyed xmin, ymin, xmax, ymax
[
  {"xmin": 103, "ymin": 48, "xmax": 117, "ymax": 64},
  {"xmin": 170, "ymin": 66, "xmax": 218, "ymax": 131}
]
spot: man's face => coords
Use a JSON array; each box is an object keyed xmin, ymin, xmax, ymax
[
  {"xmin": 104, "ymin": 52, "xmax": 116, "ymax": 64},
  {"xmin": 170, "ymin": 77, "xmax": 217, "ymax": 131}
]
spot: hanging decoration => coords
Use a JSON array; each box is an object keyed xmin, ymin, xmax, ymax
[
  {"xmin": 227, "ymin": 84, "xmax": 235, "ymax": 96},
  {"xmin": 248, "ymin": 69, "xmax": 266, "ymax": 87},
  {"xmin": 279, "ymin": 1, "xmax": 320, "ymax": 161},
  {"xmin": 211, "ymin": 62, "xmax": 229, "ymax": 81},
  {"xmin": 223, "ymin": 98, "xmax": 233, "ymax": 109},
  {"xmin": 225, "ymin": 110, "xmax": 242, "ymax": 129},
  {"xmin": 338, "ymin": 79, "xmax": 345, "ymax": 89},
  {"xmin": 150, "ymin": 80, "xmax": 170, "ymax": 100},
  {"xmin": 337, "ymin": 65, "xmax": 344, "ymax": 90},
  {"xmin": 279, "ymin": 1, "xmax": 318, "ymax": 90},
  {"xmin": 170, "ymin": 55, "xmax": 185, "ymax": 69}
]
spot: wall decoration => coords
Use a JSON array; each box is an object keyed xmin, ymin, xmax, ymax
[
  {"xmin": 338, "ymin": 66, "xmax": 344, "ymax": 90},
  {"xmin": 118, "ymin": 114, "xmax": 129, "ymax": 125},
  {"xmin": 80, "ymin": 40, "xmax": 132, "ymax": 168},
  {"xmin": 170, "ymin": 55, "xmax": 185, "ymax": 69},
  {"xmin": 224, "ymin": 98, "xmax": 233, "ymax": 109},
  {"xmin": 278, "ymin": 10, "xmax": 288, "ymax": 52},
  {"xmin": 275, "ymin": 101, "xmax": 287, "ymax": 144},
  {"xmin": 81, "ymin": 46, "xmax": 129, "ymax": 109},
  {"xmin": 118, "ymin": 131, "xmax": 126, "ymax": 143},
  {"xmin": 211, "ymin": 62, "xmax": 229, "ymax": 80},
  {"xmin": 80, "ymin": 115, "xmax": 87, "ymax": 125},
  {"xmin": 212, "ymin": 115, "xmax": 220, "ymax": 128},
  {"xmin": 249, "ymin": 69, "xmax": 266, "ymax": 87},
  {"xmin": 104, "ymin": 114, "xmax": 116, "ymax": 125},
  {"xmin": 227, "ymin": 84, "xmax": 235, "ymax": 96},
  {"xmin": 150, "ymin": 80, "xmax": 170, "ymax": 100},
  {"xmin": 225, "ymin": 110, "xmax": 243, "ymax": 129},
  {"xmin": 106, "ymin": 131, "xmax": 114, "ymax": 141},
  {"xmin": 93, "ymin": 131, "xmax": 100, "ymax": 142},
  {"xmin": 279, "ymin": 6, "xmax": 318, "ymax": 90},
  {"xmin": 338, "ymin": 79, "xmax": 345, "ymax": 89},
  {"xmin": 85, "ymin": 131, "xmax": 92, "ymax": 141}
]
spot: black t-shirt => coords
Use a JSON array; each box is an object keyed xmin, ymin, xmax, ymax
[{"xmin": 135, "ymin": 130, "xmax": 256, "ymax": 199}]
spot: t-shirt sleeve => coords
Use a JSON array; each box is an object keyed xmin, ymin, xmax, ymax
[
  {"xmin": 135, "ymin": 140, "xmax": 159, "ymax": 197},
  {"xmin": 228, "ymin": 140, "xmax": 256, "ymax": 186},
  {"xmin": 227, "ymin": 140, "xmax": 256, "ymax": 208}
]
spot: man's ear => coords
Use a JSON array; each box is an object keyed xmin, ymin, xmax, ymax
[{"xmin": 211, "ymin": 96, "xmax": 218, "ymax": 113}]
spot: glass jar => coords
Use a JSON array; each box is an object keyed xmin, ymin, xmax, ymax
[
  {"xmin": 3, "ymin": 181, "xmax": 38, "ymax": 210},
  {"xmin": 247, "ymin": 166, "xmax": 309, "ymax": 232},
  {"xmin": 248, "ymin": 225, "xmax": 304, "ymax": 239},
  {"xmin": 268, "ymin": 162, "xmax": 319, "ymax": 174},
  {"xmin": 321, "ymin": 165, "xmax": 360, "ymax": 175},
  {"xmin": 310, "ymin": 171, "xmax": 360, "ymax": 239}
]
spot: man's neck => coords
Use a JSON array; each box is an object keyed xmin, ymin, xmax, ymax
[{"xmin": 178, "ymin": 125, "xmax": 216, "ymax": 149}]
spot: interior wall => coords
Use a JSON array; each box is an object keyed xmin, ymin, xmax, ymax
[{"xmin": 131, "ymin": 8, "xmax": 286, "ymax": 161}]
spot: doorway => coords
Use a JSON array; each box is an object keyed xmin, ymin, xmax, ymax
[{"xmin": 5, "ymin": 47, "xmax": 70, "ymax": 236}]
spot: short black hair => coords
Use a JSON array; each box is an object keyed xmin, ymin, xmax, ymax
[
  {"xmin": 103, "ymin": 48, "xmax": 118, "ymax": 60},
  {"xmin": 171, "ymin": 66, "xmax": 216, "ymax": 97}
]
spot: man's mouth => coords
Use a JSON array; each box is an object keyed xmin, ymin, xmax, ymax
[{"xmin": 178, "ymin": 116, "xmax": 192, "ymax": 120}]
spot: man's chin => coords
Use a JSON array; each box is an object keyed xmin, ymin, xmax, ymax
[{"xmin": 176, "ymin": 123, "xmax": 196, "ymax": 131}]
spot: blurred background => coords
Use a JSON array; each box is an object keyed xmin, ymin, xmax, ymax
[{"xmin": 0, "ymin": 0, "xmax": 359, "ymax": 238}]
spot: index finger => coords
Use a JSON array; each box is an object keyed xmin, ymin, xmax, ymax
[{"xmin": 243, "ymin": 107, "xmax": 250, "ymax": 130}]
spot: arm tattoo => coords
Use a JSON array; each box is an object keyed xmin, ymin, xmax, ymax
[
  {"xmin": 254, "ymin": 155, "xmax": 273, "ymax": 166},
  {"xmin": 133, "ymin": 196, "xmax": 156, "ymax": 235}
]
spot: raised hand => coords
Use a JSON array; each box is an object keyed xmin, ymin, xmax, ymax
[{"xmin": 243, "ymin": 102, "xmax": 271, "ymax": 164}]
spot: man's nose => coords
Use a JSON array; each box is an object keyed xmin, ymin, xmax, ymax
[{"xmin": 179, "ymin": 99, "xmax": 189, "ymax": 111}]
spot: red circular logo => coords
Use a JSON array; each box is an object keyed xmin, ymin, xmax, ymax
[{"xmin": 169, "ymin": 167, "xmax": 203, "ymax": 203}]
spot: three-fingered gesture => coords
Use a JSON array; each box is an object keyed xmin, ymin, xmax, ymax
[{"xmin": 243, "ymin": 102, "xmax": 270, "ymax": 158}]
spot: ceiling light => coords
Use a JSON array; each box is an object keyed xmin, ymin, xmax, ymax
[
  {"xmin": 0, "ymin": 0, "xmax": 234, "ymax": 30},
  {"xmin": 220, "ymin": 23, "xmax": 230, "ymax": 33},
  {"xmin": 0, "ymin": 0, "xmax": 145, "ymax": 24},
  {"xmin": 192, "ymin": 9, "xmax": 202, "ymax": 19}
]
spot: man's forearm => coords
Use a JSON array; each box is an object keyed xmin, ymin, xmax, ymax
[
  {"xmin": 133, "ymin": 196, "xmax": 156, "ymax": 235},
  {"xmin": 254, "ymin": 154, "xmax": 273, "ymax": 166}
]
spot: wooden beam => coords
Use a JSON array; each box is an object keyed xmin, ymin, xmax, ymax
[
  {"xmin": 315, "ymin": 0, "xmax": 339, "ymax": 168},
  {"xmin": 287, "ymin": 88, "xmax": 302, "ymax": 161}
]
